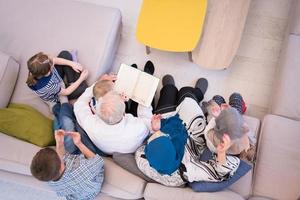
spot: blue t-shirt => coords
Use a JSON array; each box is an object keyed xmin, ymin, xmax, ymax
[{"xmin": 29, "ymin": 68, "xmax": 63, "ymax": 102}]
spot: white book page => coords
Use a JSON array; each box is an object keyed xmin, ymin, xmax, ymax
[
  {"xmin": 132, "ymin": 72, "xmax": 159, "ymax": 107},
  {"xmin": 114, "ymin": 64, "xmax": 140, "ymax": 97}
]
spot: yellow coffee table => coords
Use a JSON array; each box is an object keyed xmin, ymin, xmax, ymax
[{"xmin": 136, "ymin": 0, "xmax": 207, "ymax": 60}]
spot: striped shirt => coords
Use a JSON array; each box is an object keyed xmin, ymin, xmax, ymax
[
  {"xmin": 29, "ymin": 68, "xmax": 63, "ymax": 103},
  {"xmin": 135, "ymin": 97, "xmax": 240, "ymax": 186},
  {"xmin": 48, "ymin": 153, "xmax": 104, "ymax": 200}
]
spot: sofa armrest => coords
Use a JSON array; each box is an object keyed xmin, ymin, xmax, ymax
[
  {"xmin": 0, "ymin": 51, "xmax": 19, "ymax": 108},
  {"xmin": 253, "ymin": 114, "xmax": 300, "ymax": 200}
]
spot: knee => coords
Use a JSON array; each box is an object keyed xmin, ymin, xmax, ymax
[
  {"xmin": 58, "ymin": 50, "xmax": 72, "ymax": 61},
  {"xmin": 61, "ymin": 116, "xmax": 75, "ymax": 131},
  {"xmin": 61, "ymin": 103, "xmax": 73, "ymax": 111},
  {"xmin": 64, "ymin": 135, "xmax": 78, "ymax": 154}
]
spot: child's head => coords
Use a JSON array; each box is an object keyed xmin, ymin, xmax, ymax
[
  {"xmin": 93, "ymin": 80, "xmax": 114, "ymax": 99},
  {"xmin": 214, "ymin": 107, "xmax": 244, "ymax": 140},
  {"xmin": 96, "ymin": 91, "xmax": 125, "ymax": 125},
  {"xmin": 30, "ymin": 147, "xmax": 63, "ymax": 182},
  {"xmin": 26, "ymin": 52, "xmax": 53, "ymax": 86},
  {"xmin": 206, "ymin": 99, "xmax": 221, "ymax": 118}
]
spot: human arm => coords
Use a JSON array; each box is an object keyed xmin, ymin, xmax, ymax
[
  {"xmin": 73, "ymin": 84, "xmax": 98, "ymax": 130},
  {"xmin": 52, "ymin": 57, "xmax": 83, "ymax": 73},
  {"xmin": 137, "ymin": 104, "xmax": 153, "ymax": 131},
  {"xmin": 54, "ymin": 130, "xmax": 66, "ymax": 160},
  {"xmin": 98, "ymin": 73, "xmax": 117, "ymax": 82},
  {"xmin": 59, "ymin": 69, "xmax": 88, "ymax": 96},
  {"xmin": 69, "ymin": 132, "xmax": 95, "ymax": 159},
  {"xmin": 216, "ymin": 134, "xmax": 231, "ymax": 164},
  {"xmin": 151, "ymin": 114, "xmax": 161, "ymax": 132}
]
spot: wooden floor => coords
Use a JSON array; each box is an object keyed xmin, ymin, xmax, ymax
[
  {"xmin": 192, "ymin": 0, "xmax": 252, "ymax": 70},
  {"xmin": 80, "ymin": 0, "xmax": 291, "ymax": 120}
]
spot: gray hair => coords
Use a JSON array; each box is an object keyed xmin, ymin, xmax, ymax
[{"xmin": 96, "ymin": 91, "xmax": 125, "ymax": 125}]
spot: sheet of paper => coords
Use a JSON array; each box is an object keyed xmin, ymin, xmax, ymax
[
  {"xmin": 114, "ymin": 63, "xmax": 140, "ymax": 97},
  {"xmin": 132, "ymin": 72, "xmax": 159, "ymax": 107}
]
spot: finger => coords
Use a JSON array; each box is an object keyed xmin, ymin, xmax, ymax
[
  {"xmin": 67, "ymin": 132, "xmax": 77, "ymax": 137},
  {"xmin": 55, "ymin": 129, "xmax": 64, "ymax": 135},
  {"xmin": 64, "ymin": 131, "xmax": 71, "ymax": 136},
  {"xmin": 111, "ymin": 75, "xmax": 117, "ymax": 80},
  {"xmin": 223, "ymin": 134, "xmax": 230, "ymax": 143}
]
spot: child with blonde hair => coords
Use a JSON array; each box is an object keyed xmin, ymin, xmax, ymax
[{"xmin": 89, "ymin": 74, "xmax": 117, "ymax": 115}]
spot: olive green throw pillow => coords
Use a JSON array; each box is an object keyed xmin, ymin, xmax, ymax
[{"xmin": 0, "ymin": 103, "xmax": 54, "ymax": 147}]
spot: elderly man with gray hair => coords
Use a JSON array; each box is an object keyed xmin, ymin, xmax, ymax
[
  {"xmin": 96, "ymin": 91, "xmax": 126, "ymax": 125},
  {"xmin": 74, "ymin": 74, "xmax": 152, "ymax": 155}
]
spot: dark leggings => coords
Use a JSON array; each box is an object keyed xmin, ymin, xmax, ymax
[
  {"xmin": 55, "ymin": 51, "xmax": 88, "ymax": 100},
  {"xmin": 155, "ymin": 84, "xmax": 204, "ymax": 114}
]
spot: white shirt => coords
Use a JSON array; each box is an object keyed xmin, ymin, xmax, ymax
[{"xmin": 74, "ymin": 85, "xmax": 151, "ymax": 154}]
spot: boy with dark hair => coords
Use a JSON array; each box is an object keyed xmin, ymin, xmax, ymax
[{"xmin": 31, "ymin": 130, "xmax": 104, "ymax": 200}]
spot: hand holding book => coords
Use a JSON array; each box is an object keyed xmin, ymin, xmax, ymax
[{"xmin": 114, "ymin": 63, "xmax": 159, "ymax": 107}]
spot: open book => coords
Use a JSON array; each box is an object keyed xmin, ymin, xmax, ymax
[{"xmin": 114, "ymin": 63, "xmax": 159, "ymax": 107}]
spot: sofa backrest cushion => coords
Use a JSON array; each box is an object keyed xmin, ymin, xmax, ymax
[
  {"xmin": 0, "ymin": 51, "xmax": 19, "ymax": 108},
  {"xmin": 0, "ymin": 0, "xmax": 121, "ymax": 118},
  {"xmin": 289, "ymin": 0, "xmax": 300, "ymax": 34},
  {"xmin": 270, "ymin": 35, "xmax": 300, "ymax": 120}
]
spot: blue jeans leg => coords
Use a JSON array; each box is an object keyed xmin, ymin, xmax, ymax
[
  {"xmin": 52, "ymin": 103, "xmax": 79, "ymax": 154},
  {"xmin": 75, "ymin": 122, "xmax": 107, "ymax": 156}
]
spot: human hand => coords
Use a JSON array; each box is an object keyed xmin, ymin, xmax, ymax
[
  {"xmin": 72, "ymin": 62, "xmax": 83, "ymax": 73},
  {"xmin": 217, "ymin": 134, "xmax": 231, "ymax": 154},
  {"xmin": 68, "ymin": 132, "xmax": 82, "ymax": 146},
  {"xmin": 99, "ymin": 74, "xmax": 117, "ymax": 82},
  {"xmin": 120, "ymin": 92, "xmax": 129, "ymax": 102},
  {"xmin": 54, "ymin": 129, "xmax": 65, "ymax": 146},
  {"xmin": 220, "ymin": 103, "xmax": 230, "ymax": 110},
  {"xmin": 151, "ymin": 114, "xmax": 162, "ymax": 131},
  {"xmin": 211, "ymin": 104, "xmax": 221, "ymax": 117},
  {"xmin": 79, "ymin": 69, "xmax": 89, "ymax": 80}
]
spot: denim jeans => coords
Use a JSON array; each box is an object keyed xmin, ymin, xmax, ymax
[{"xmin": 52, "ymin": 103, "xmax": 106, "ymax": 156}]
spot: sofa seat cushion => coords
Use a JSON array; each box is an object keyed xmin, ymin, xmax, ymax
[
  {"xmin": 144, "ymin": 183, "xmax": 244, "ymax": 200},
  {"xmin": 271, "ymin": 35, "xmax": 300, "ymax": 120},
  {"xmin": 290, "ymin": 0, "xmax": 300, "ymax": 34},
  {"xmin": 0, "ymin": 51, "xmax": 19, "ymax": 108},
  {"xmin": 0, "ymin": 0, "xmax": 121, "ymax": 118},
  {"xmin": 229, "ymin": 168, "xmax": 253, "ymax": 199},
  {"xmin": 101, "ymin": 157, "xmax": 147, "ymax": 199},
  {"xmin": 0, "ymin": 132, "xmax": 41, "ymax": 175},
  {"xmin": 253, "ymin": 115, "xmax": 300, "ymax": 200}
]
